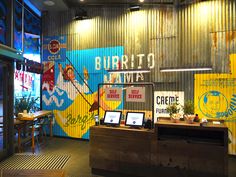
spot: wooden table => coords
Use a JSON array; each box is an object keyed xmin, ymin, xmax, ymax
[
  {"xmin": 15, "ymin": 110, "xmax": 53, "ymax": 153},
  {"xmin": 1, "ymin": 169, "xmax": 65, "ymax": 177}
]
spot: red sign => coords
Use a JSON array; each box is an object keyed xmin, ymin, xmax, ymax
[
  {"xmin": 105, "ymin": 88, "xmax": 122, "ymax": 101},
  {"xmin": 48, "ymin": 40, "xmax": 60, "ymax": 54},
  {"xmin": 126, "ymin": 87, "xmax": 145, "ymax": 102},
  {"xmin": 14, "ymin": 70, "xmax": 33, "ymax": 90}
]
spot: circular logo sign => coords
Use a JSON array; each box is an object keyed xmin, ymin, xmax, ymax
[
  {"xmin": 48, "ymin": 40, "xmax": 60, "ymax": 54},
  {"xmin": 199, "ymin": 91, "xmax": 228, "ymax": 118}
]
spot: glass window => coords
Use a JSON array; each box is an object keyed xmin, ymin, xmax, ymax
[
  {"xmin": 14, "ymin": 0, "xmax": 23, "ymax": 51},
  {"xmin": 14, "ymin": 1, "xmax": 41, "ymax": 108},
  {"xmin": 0, "ymin": 0, "xmax": 8, "ymax": 45}
]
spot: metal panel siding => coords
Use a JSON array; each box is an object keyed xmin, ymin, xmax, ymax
[{"xmin": 42, "ymin": 0, "xmax": 236, "ymax": 148}]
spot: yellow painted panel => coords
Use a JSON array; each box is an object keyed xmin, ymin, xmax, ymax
[
  {"xmin": 194, "ymin": 54, "xmax": 236, "ymax": 154},
  {"xmin": 54, "ymin": 92, "xmax": 121, "ymax": 138}
]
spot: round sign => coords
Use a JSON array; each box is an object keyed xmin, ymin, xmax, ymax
[
  {"xmin": 48, "ymin": 40, "xmax": 60, "ymax": 54},
  {"xmin": 199, "ymin": 90, "xmax": 228, "ymax": 118}
]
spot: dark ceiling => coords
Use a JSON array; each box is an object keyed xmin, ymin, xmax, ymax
[
  {"xmin": 29, "ymin": 0, "xmax": 199, "ymax": 12},
  {"xmin": 64, "ymin": 0, "xmax": 174, "ymax": 7}
]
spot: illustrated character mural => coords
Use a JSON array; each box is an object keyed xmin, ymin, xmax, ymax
[
  {"xmin": 42, "ymin": 37, "xmax": 123, "ymax": 139},
  {"xmin": 194, "ymin": 54, "xmax": 236, "ymax": 154},
  {"xmin": 199, "ymin": 90, "xmax": 228, "ymax": 118},
  {"xmin": 57, "ymin": 63, "xmax": 89, "ymax": 100}
]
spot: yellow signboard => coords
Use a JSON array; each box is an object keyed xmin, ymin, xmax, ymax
[{"xmin": 194, "ymin": 54, "xmax": 236, "ymax": 154}]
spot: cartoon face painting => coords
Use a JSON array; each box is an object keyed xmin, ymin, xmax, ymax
[
  {"xmin": 199, "ymin": 91, "xmax": 228, "ymax": 118},
  {"xmin": 63, "ymin": 65, "xmax": 75, "ymax": 81}
]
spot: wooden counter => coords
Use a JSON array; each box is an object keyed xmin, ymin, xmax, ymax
[
  {"xmin": 90, "ymin": 125, "xmax": 155, "ymax": 176},
  {"xmin": 90, "ymin": 121, "xmax": 228, "ymax": 177},
  {"xmin": 154, "ymin": 119, "xmax": 228, "ymax": 177}
]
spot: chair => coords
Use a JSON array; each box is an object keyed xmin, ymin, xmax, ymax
[
  {"xmin": 37, "ymin": 114, "xmax": 54, "ymax": 137},
  {"xmin": 30, "ymin": 114, "xmax": 54, "ymax": 147},
  {"xmin": 29, "ymin": 120, "xmax": 45, "ymax": 148}
]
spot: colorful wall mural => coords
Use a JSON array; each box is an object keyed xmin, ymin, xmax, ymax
[
  {"xmin": 42, "ymin": 42, "xmax": 124, "ymax": 139},
  {"xmin": 41, "ymin": 2, "xmax": 236, "ymax": 155},
  {"xmin": 194, "ymin": 54, "xmax": 236, "ymax": 154}
]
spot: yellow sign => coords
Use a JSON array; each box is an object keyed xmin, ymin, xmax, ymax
[
  {"xmin": 54, "ymin": 92, "xmax": 121, "ymax": 138},
  {"xmin": 194, "ymin": 54, "xmax": 236, "ymax": 154}
]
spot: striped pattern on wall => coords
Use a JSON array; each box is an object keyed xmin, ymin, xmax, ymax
[{"xmin": 42, "ymin": 0, "xmax": 236, "ymax": 154}]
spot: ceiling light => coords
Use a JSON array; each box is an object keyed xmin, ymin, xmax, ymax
[
  {"xmin": 139, "ymin": 0, "xmax": 145, "ymax": 2},
  {"xmin": 129, "ymin": 5, "xmax": 141, "ymax": 12},
  {"xmin": 159, "ymin": 67, "xmax": 212, "ymax": 72},
  {"xmin": 107, "ymin": 69, "xmax": 150, "ymax": 74},
  {"xmin": 73, "ymin": 11, "xmax": 89, "ymax": 20},
  {"xmin": 43, "ymin": 0, "xmax": 55, "ymax": 6}
]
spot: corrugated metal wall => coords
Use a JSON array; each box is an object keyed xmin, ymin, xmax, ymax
[
  {"xmin": 43, "ymin": 0, "xmax": 236, "ymax": 99},
  {"xmin": 42, "ymin": 0, "xmax": 236, "ymax": 153},
  {"xmin": 43, "ymin": 0, "xmax": 236, "ymax": 75}
]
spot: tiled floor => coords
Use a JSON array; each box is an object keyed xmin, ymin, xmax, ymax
[{"xmin": 12, "ymin": 137, "xmax": 236, "ymax": 177}]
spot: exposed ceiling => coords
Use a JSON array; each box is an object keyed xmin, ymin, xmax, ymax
[
  {"xmin": 28, "ymin": 0, "xmax": 68, "ymax": 12},
  {"xmin": 29, "ymin": 0, "xmax": 174, "ymax": 12},
  {"xmin": 64, "ymin": 0, "xmax": 175, "ymax": 7},
  {"xmin": 29, "ymin": 0, "xmax": 200, "ymax": 12}
]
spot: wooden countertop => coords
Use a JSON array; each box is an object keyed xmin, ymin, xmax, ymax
[
  {"xmin": 156, "ymin": 119, "xmax": 227, "ymax": 131},
  {"xmin": 91, "ymin": 125, "xmax": 154, "ymax": 132},
  {"xmin": 18, "ymin": 110, "xmax": 52, "ymax": 121},
  {"xmin": 90, "ymin": 125, "xmax": 155, "ymax": 140}
]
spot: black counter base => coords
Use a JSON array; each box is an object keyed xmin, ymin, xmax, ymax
[{"xmin": 92, "ymin": 167, "xmax": 227, "ymax": 177}]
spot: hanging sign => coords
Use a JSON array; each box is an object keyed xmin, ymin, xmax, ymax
[
  {"xmin": 14, "ymin": 70, "xmax": 33, "ymax": 90},
  {"xmin": 105, "ymin": 87, "xmax": 122, "ymax": 101},
  {"xmin": 126, "ymin": 87, "xmax": 145, "ymax": 102},
  {"xmin": 154, "ymin": 91, "xmax": 184, "ymax": 119},
  {"xmin": 43, "ymin": 35, "xmax": 66, "ymax": 61}
]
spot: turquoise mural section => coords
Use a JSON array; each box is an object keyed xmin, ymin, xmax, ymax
[{"xmin": 42, "ymin": 46, "xmax": 124, "ymax": 139}]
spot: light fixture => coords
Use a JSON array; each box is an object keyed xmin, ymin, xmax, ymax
[
  {"xmin": 159, "ymin": 66, "xmax": 212, "ymax": 72},
  {"xmin": 139, "ymin": 0, "xmax": 144, "ymax": 2},
  {"xmin": 129, "ymin": 5, "xmax": 141, "ymax": 12},
  {"xmin": 107, "ymin": 69, "xmax": 150, "ymax": 74},
  {"xmin": 43, "ymin": 0, "xmax": 55, "ymax": 6},
  {"xmin": 73, "ymin": 10, "xmax": 89, "ymax": 20}
]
